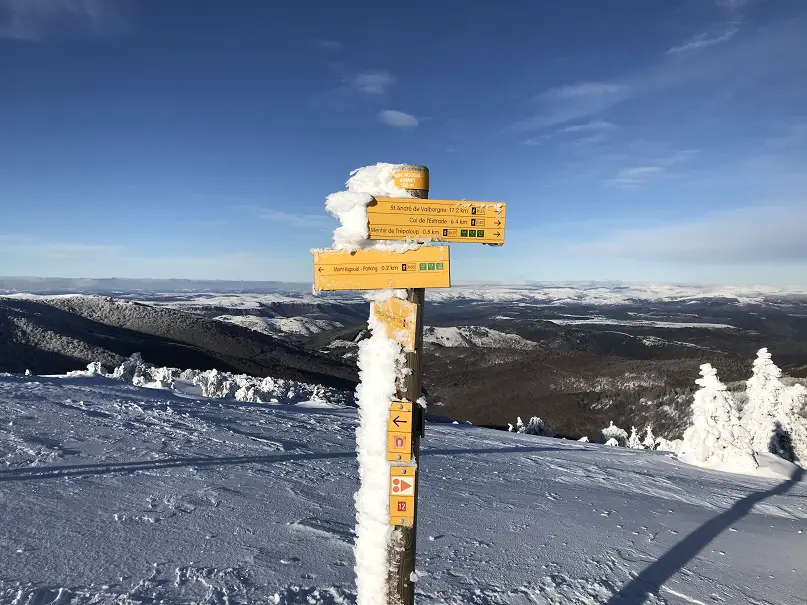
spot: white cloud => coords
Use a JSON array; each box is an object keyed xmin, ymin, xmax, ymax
[
  {"xmin": 667, "ymin": 27, "xmax": 738, "ymax": 55},
  {"xmin": 379, "ymin": 109, "xmax": 419, "ymax": 129},
  {"xmin": 258, "ymin": 209, "xmax": 333, "ymax": 230},
  {"xmin": 540, "ymin": 82, "xmax": 630, "ymax": 101},
  {"xmin": 606, "ymin": 166, "xmax": 665, "ymax": 188},
  {"xmin": 0, "ymin": 235, "xmax": 124, "ymax": 258},
  {"xmin": 0, "ymin": 0, "xmax": 129, "ymax": 40},
  {"xmin": 560, "ymin": 121, "xmax": 618, "ymax": 134},
  {"xmin": 511, "ymin": 83, "xmax": 632, "ymax": 132},
  {"xmin": 351, "ymin": 71, "xmax": 396, "ymax": 95},
  {"xmin": 572, "ymin": 203, "xmax": 807, "ymax": 264},
  {"xmin": 316, "ymin": 39, "xmax": 341, "ymax": 52}
]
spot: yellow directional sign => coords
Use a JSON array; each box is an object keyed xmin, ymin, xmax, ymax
[
  {"xmin": 367, "ymin": 198, "xmax": 506, "ymax": 245},
  {"xmin": 312, "ymin": 246, "xmax": 450, "ymax": 291},
  {"xmin": 389, "ymin": 466, "xmax": 416, "ymax": 526},
  {"xmin": 388, "ymin": 401, "xmax": 413, "ymax": 433},
  {"xmin": 393, "ymin": 167, "xmax": 429, "ymax": 191},
  {"xmin": 372, "ymin": 299, "xmax": 418, "ymax": 350}
]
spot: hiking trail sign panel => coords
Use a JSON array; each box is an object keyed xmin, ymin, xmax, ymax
[
  {"xmin": 313, "ymin": 246, "xmax": 450, "ymax": 291},
  {"xmin": 367, "ymin": 198, "xmax": 506, "ymax": 245}
]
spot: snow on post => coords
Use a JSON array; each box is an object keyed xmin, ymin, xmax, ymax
[
  {"xmin": 324, "ymin": 163, "xmax": 412, "ymax": 251},
  {"xmin": 354, "ymin": 311, "xmax": 404, "ymax": 605},
  {"xmin": 678, "ymin": 363, "xmax": 758, "ymax": 474},
  {"xmin": 323, "ymin": 163, "xmax": 414, "ymax": 605}
]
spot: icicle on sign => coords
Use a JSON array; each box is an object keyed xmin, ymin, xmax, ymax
[
  {"xmin": 371, "ymin": 298, "xmax": 417, "ymax": 351},
  {"xmin": 393, "ymin": 167, "xmax": 429, "ymax": 191}
]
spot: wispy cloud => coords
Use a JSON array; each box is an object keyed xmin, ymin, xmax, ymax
[
  {"xmin": 257, "ymin": 209, "xmax": 333, "ymax": 230},
  {"xmin": 316, "ymin": 39, "xmax": 341, "ymax": 52},
  {"xmin": 606, "ymin": 150, "xmax": 699, "ymax": 187},
  {"xmin": 350, "ymin": 71, "xmax": 396, "ymax": 95},
  {"xmin": 572, "ymin": 202, "xmax": 807, "ymax": 264},
  {"xmin": 379, "ymin": 109, "xmax": 419, "ymax": 129},
  {"xmin": 0, "ymin": 0, "xmax": 130, "ymax": 41},
  {"xmin": 511, "ymin": 82, "xmax": 632, "ymax": 132},
  {"xmin": 559, "ymin": 121, "xmax": 617, "ymax": 134},
  {"xmin": 667, "ymin": 28, "xmax": 738, "ymax": 55},
  {"xmin": 523, "ymin": 135, "xmax": 551, "ymax": 146},
  {"xmin": 666, "ymin": 0, "xmax": 746, "ymax": 55},
  {"xmin": 0, "ymin": 234, "xmax": 124, "ymax": 258}
]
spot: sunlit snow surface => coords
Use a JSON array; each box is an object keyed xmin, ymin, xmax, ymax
[{"xmin": 1, "ymin": 374, "xmax": 806, "ymax": 604}]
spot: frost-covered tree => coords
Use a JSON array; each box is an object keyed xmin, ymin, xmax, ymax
[
  {"xmin": 741, "ymin": 348, "xmax": 807, "ymax": 463},
  {"xmin": 604, "ymin": 437, "xmax": 620, "ymax": 447},
  {"xmin": 643, "ymin": 425, "xmax": 656, "ymax": 450},
  {"xmin": 601, "ymin": 421, "xmax": 628, "ymax": 446},
  {"xmin": 517, "ymin": 416, "xmax": 554, "ymax": 437},
  {"xmin": 678, "ymin": 364, "xmax": 757, "ymax": 472},
  {"xmin": 578, "ymin": 436, "xmax": 590, "ymax": 443},
  {"xmin": 742, "ymin": 348, "xmax": 786, "ymax": 453},
  {"xmin": 628, "ymin": 426, "xmax": 644, "ymax": 449}
]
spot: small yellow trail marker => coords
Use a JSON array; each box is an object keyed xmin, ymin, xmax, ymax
[
  {"xmin": 389, "ymin": 466, "xmax": 417, "ymax": 526},
  {"xmin": 388, "ymin": 401, "xmax": 414, "ymax": 462}
]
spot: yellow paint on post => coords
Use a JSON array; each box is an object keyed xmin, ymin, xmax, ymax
[
  {"xmin": 393, "ymin": 167, "xmax": 429, "ymax": 192},
  {"xmin": 312, "ymin": 246, "xmax": 450, "ymax": 291},
  {"xmin": 389, "ymin": 466, "xmax": 416, "ymax": 525},
  {"xmin": 372, "ymin": 299, "xmax": 418, "ymax": 350},
  {"xmin": 367, "ymin": 198, "xmax": 506, "ymax": 244}
]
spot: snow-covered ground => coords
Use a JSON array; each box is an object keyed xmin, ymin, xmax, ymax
[
  {"xmin": 1, "ymin": 373, "xmax": 805, "ymax": 604},
  {"xmin": 215, "ymin": 315, "xmax": 343, "ymax": 337},
  {"xmin": 423, "ymin": 326, "xmax": 538, "ymax": 349}
]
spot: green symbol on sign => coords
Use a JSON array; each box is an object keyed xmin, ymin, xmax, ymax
[
  {"xmin": 469, "ymin": 230, "xmax": 476, "ymax": 237},
  {"xmin": 436, "ymin": 263, "xmax": 444, "ymax": 270},
  {"xmin": 419, "ymin": 263, "xmax": 427, "ymax": 271},
  {"xmin": 477, "ymin": 230, "xmax": 484, "ymax": 237},
  {"xmin": 460, "ymin": 230, "xmax": 468, "ymax": 237},
  {"xmin": 428, "ymin": 263, "xmax": 435, "ymax": 270}
]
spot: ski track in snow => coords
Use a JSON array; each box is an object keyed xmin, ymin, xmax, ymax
[{"xmin": 1, "ymin": 374, "xmax": 806, "ymax": 604}]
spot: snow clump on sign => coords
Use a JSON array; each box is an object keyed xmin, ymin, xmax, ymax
[{"xmin": 325, "ymin": 163, "xmax": 412, "ymax": 250}]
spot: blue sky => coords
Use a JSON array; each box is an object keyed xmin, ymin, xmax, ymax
[{"xmin": 1, "ymin": 0, "xmax": 806, "ymax": 286}]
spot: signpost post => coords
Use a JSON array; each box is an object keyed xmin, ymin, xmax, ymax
[{"xmin": 312, "ymin": 163, "xmax": 506, "ymax": 605}]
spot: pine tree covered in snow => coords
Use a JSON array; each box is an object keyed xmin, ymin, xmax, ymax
[
  {"xmin": 601, "ymin": 421, "xmax": 628, "ymax": 446},
  {"xmin": 678, "ymin": 364, "xmax": 757, "ymax": 472},
  {"xmin": 628, "ymin": 426, "xmax": 644, "ymax": 449},
  {"xmin": 741, "ymin": 348, "xmax": 807, "ymax": 463},
  {"xmin": 643, "ymin": 425, "xmax": 656, "ymax": 450},
  {"xmin": 604, "ymin": 438, "xmax": 620, "ymax": 447},
  {"xmin": 516, "ymin": 416, "xmax": 554, "ymax": 437}
]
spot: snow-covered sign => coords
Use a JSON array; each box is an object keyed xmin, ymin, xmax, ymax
[
  {"xmin": 367, "ymin": 198, "xmax": 507, "ymax": 244},
  {"xmin": 312, "ymin": 246, "xmax": 451, "ymax": 291},
  {"xmin": 371, "ymin": 298, "xmax": 418, "ymax": 350}
]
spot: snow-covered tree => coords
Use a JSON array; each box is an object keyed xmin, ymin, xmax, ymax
[
  {"xmin": 604, "ymin": 437, "xmax": 619, "ymax": 447},
  {"xmin": 601, "ymin": 421, "xmax": 628, "ymax": 446},
  {"xmin": 741, "ymin": 348, "xmax": 807, "ymax": 463},
  {"xmin": 517, "ymin": 416, "xmax": 554, "ymax": 437},
  {"xmin": 742, "ymin": 348, "xmax": 786, "ymax": 453},
  {"xmin": 578, "ymin": 436, "xmax": 590, "ymax": 443},
  {"xmin": 642, "ymin": 425, "xmax": 656, "ymax": 450},
  {"xmin": 628, "ymin": 426, "xmax": 644, "ymax": 449},
  {"xmin": 678, "ymin": 364, "xmax": 757, "ymax": 472}
]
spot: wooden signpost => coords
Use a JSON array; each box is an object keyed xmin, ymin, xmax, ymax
[{"xmin": 312, "ymin": 164, "xmax": 506, "ymax": 605}]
